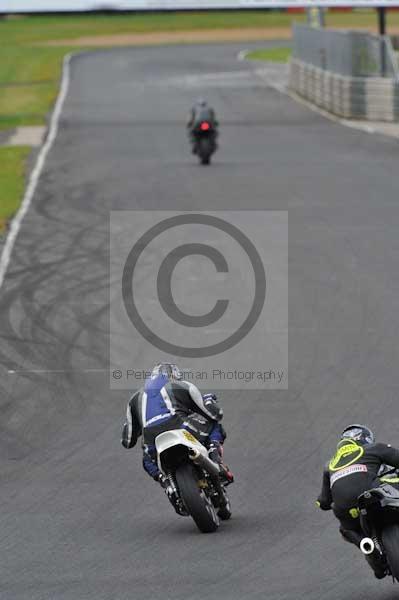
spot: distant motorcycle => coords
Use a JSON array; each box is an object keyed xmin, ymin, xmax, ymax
[
  {"xmin": 155, "ymin": 428, "xmax": 232, "ymax": 533},
  {"xmin": 190, "ymin": 120, "xmax": 218, "ymax": 165},
  {"xmin": 358, "ymin": 470, "xmax": 399, "ymax": 580}
]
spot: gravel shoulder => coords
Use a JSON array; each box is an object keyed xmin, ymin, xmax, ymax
[
  {"xmin": 42, "ymin": 24, "xmax": 399, "ymax": 47},
  {"xmin": 43, "ymin": 27, "xmax": 294, "ymax": 46}
]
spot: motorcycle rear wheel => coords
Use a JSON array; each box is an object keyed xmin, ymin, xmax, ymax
[
  {"xmin": 382, "ymin": 524, "xmax": 399, "ymax": 579},
  {"xmin": 175, "ymin": 463, "xmax": 219, "ymax": 533},
  {"xmin": 198, "ymin": 138, "xmax": 212, "ymax": 165}
]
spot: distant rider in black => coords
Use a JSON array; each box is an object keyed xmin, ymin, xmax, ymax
[
  {"xmin": 317, "ymin": 424, "xmax": 399, "ymax": 579},
  {"xmin": 121, "ymin": 363, "xmax": 234, "ymax": 508},
  {"xmin": 187, "ymin": 98, "xmax": 218, "ymax": 154}
]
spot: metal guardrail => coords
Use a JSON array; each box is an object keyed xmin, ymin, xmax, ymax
[
  {"xmin": 290, "ymin": 57, "xmax": 399, "ymax": 121},
  {"xmin": 292, "ymin": 24, "xmax": 399, "ymax": 79}
]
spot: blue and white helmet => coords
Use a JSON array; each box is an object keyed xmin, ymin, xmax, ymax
[
  {"xmin": 341, "ymin": 424, "xmax": 375, "ymax": 445},
  {"xmin": 150, "ymin": 362, "xmax": 183, "ymax": 382}
]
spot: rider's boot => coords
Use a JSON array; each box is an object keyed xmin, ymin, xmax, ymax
[
  {"xmin": 364, "ymin": 551, "xmax": 388, "ymax": 579},
  {"xmin": 155, "ymin": 473, "xmax": 186, "ymax": 515},
  {"xmin": 208, "ymin": 442, "xmax": 234, "ymax": 485}
]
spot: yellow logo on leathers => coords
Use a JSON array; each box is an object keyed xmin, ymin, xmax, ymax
[{"xmin": 329, "ymin": 439, "xmax": 364, "ymax": 472}]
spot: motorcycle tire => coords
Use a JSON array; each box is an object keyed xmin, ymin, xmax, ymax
[
  {"xmin": 198, "ymin": 138, "xmax": 212, "ymax": 165},
  {"xmin": 382, "ymin": 524, "xmax": 399, "ymax": 579},
  {"xmin": 175, "ymin": 463, "xmax": 219, "ymax": 533}
]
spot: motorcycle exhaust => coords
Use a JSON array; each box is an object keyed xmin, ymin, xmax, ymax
[
  {"xmin": 360, "ymin": 538, "xmax": 375, "ymax": 555},
  {"xmin": 189, "ymin": 449, "xmax": 221, "ymax": 479}
]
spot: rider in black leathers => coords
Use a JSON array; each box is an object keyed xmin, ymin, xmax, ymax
[
  {"xmin": 187, "ymin": 98, "xmax": 218, "ymax": 154},
  {"xmin": 317, "ymin": 424, "xmax": 399, "ymax": 579}
]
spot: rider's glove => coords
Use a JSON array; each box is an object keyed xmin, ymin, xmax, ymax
[
  {"xmin": 203, "ymin": 393, "xmax": 223, "ymax": 421},
  {"xmin": 121, "ymin": 420, "xmax": 139, "ymax": 449},
  {"xmin": 121, "ymin": 423, "xmax": 131, "ymax": 449},
  {"xmin": 316, "ymin": 498, "xmax": 332, "ymax": 511}
]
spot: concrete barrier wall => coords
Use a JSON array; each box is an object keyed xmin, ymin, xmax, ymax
[{"xmin": 289, "ymin": 58, "xmax": 399, "ymax": 122}]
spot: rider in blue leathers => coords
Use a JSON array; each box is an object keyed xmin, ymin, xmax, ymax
[{"xmin": 121, "ymin": 363, "xmax": 234, "ymax": 491}]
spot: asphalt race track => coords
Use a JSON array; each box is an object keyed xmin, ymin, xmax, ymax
[{"xmin": 2, "ymin": 42, "xmax": 399, "ymax": 600}]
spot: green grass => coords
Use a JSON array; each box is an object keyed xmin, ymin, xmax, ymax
[
  {"xmin": 246, "ymin": 47, "xmax": 292, "ymax": 63},
  {"xmin": 325, "ymin": 9, "xmax": 399, "ymax": 28},
  {"xmin": 2, "ymin": 10, "xmax": 399, "ymax": 45},
  {"xmin": 0, "ymin": 12, "xmax": 299, "ymax": 45},
  {"xmin": 0, "ymin": 45, "xmax": 68, "ymax": 84},
  {"xmin": 0, "ymin": 46, "xmax": 69, "ymax": 130},
  {"xmin": 0, "ymin": 146, "xmax": 30, "ymax": 234}
]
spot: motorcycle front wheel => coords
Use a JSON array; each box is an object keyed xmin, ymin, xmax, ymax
[{"xmin": 175, "ymin": 463, "xmax": 219, "ymax": 533}]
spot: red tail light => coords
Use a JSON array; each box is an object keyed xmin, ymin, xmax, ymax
[{"xmin": 200, "ymin": 121, "xmax": 210, "ymax": 131}]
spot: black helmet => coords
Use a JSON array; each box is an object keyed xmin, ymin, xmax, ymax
[
  {"xmin": 150, "ymin": 362, "xmax": 182, "ymax": 382},
  {"xmin": 341, "ymin": 424, "xmax": 375, "ymax": 445}
]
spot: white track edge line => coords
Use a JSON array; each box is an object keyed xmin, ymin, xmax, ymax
[
  {"xmin": 285, "ymin": 88, "xmax": 376, "ymax": 134},
  {"xmin": 0, "ymin": 53, "xmax": 72, "ymax": 291}
]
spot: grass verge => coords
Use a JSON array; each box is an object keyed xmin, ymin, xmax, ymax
[
  {"xmin": 0, "ymin": 46, "xmax": 69, "ymax": 130},
  {"xmin": 0, "ymin": 146, "xmax": 30, "ymax": 235},
  {"xmin": 246, "ymin": 47, "xmax": 291, "ymax": 62},
  {"xmin": 1, "ymin": 13, "xmax": 303, "ymax": 45}
]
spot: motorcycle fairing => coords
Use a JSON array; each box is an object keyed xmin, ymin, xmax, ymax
[{"xmin": 155, "ymin": 429, "xmax": 208, "ymax": 472}]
